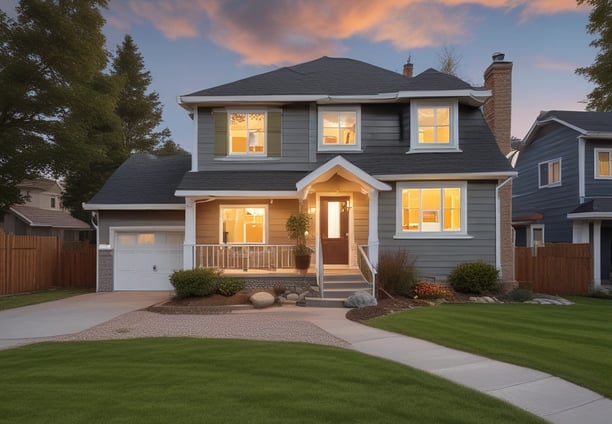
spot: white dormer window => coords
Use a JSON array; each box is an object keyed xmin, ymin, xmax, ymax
[
  {"xmin": 410, "ymin": 101, "xmax": 459, "ymax": 152},
  {"xmin": 228, "ymin": 111, "xmax": 267, "ymax": 156},
  {"xmin": 318, "ymin": 106, "xmax": 361, "ymax": 151}
]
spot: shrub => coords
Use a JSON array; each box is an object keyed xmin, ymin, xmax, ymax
[
  {"xmin": 377, "ymin": 249, "xmax": 418, "ymax": 297},
  {"xmin": 414, "ymin": 282, "xmax": 454, "ymax": 300},
  {"xmin": 510, "ymin": 288, "xmax": 534, "ymax": 302},
  {"xmin": 273, "ymin": 285, "xmax": 287, "ymax": 296},
  {"xmin": 217, "ymin": 278, "xmax": 245, "ymax": 297},
  {"xmin": 590, "ymin": 290, "xmax": 612, "ymax": 299},
  {"xmin": 448, "ymin": 261, "xmax": 499, "ymax": 294},
  {"xmin": 170, "ymin": 268, "xmax": 221, "ymax": 298}
]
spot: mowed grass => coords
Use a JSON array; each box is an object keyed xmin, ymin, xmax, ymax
[
  {"xmin": 0, "ymin": 338, "xmax": 545, "ymax": 424},
  {"xmin": 369, "ymin": 297, "xmax": 612, "ymax": 398},
  {"xmin": 0, "ymin": 288, "xmax": 90, "ymax": 311}
]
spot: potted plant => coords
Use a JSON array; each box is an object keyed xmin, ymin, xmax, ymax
[{"xmin": 286, "ymin": 211, "xmax": 312, "ymax": 271}]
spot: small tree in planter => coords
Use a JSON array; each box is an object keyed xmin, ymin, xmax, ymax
[{"xmin": 286, "ymin": 211, "xmax": 312, "ymax": 271}]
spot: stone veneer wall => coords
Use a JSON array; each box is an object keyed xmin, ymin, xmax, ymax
[
  {"xmin": 241, "ymin": 276, "xmax": 316, "ymax": 291},
  {"xmin": 98, "ymin": 250, "xmax": 113, "ymax": 292}
]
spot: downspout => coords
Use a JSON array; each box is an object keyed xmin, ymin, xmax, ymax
[
  {"xmin": 90, "ymin": 210, "xmax": 99, "ymax": 292},
  {"xmin": 495, "ymin": 177, "xmax": 513, "ymax": 275}
]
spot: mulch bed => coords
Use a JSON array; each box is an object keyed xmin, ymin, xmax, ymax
[{"xmin": 345, "ymin": 297, "xmax": 416, "ymax": 321}]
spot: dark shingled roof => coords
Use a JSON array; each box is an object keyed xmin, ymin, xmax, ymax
[
  {"xmin": 178, "ymin": 171, "xmax": 307, "ymax": 192},
  {"xmin": 11, "ymin": 205, "xmax": 90, "ymax": 229},
  {"xmin": 540, "ymin": 110, "xmax": 612, "ymax": 133},
  {"xmin": 185, "ymin": 57, "xmax": 483, "ymax": 97},
  {"xmin": 569, "ymin": 198, "xmax": 612, "ymax": 214},
  {"xmin": 88, "ymin": 153, "xmax": 191, "ymax": 205}
]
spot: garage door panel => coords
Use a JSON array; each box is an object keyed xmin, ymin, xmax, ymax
[{"xmin": 114, "ymin": 231, "xmax": 183, "ymax": 291}]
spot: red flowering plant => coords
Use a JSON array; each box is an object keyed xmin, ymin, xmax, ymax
[{"xmin": 413, "ymin": 282, "xmax": 454, "ymax": 300}]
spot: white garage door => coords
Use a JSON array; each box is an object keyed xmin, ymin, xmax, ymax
[{"xmin": 114, "ymin": 231, "xmax": 183, "ymax": 291}]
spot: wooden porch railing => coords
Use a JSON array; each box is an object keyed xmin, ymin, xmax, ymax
[
  {"xmin": 358, "ymin": 244, "xmax": 377, "ymax": 297},
  {"xmin": 193, "ymin": 244, "xmax": 297, "ymax": 271}
]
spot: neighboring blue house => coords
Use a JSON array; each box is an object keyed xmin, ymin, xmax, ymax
[
  {"xmin": 84, "ymin": 55, "xmax": 515, "ymax": 294},
  {"xmin": 512, "ymin": 110, "xmax": 612, "ymax": 288}
]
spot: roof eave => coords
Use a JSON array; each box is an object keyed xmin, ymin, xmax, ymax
[{"xmin": 83, "ymin": 203, "xmax": 186, "ymax": 211}]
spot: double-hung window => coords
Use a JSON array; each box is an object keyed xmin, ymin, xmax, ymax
[
  {"xmin": 396, "ymin": 182, "xmax": 467, "ymax": 237},
  {"xmin": 538, "ymin": 158, "xmax": 562, "ymax": 188},
  {"xmin": 595, "ymin": 149, "xmax": 612, "ymax": 178},
  {"xmin": 229, "ymin": 112, "xmax": 266, "ymax": 155},
  {"xmin": 318, "ymin": 106, "xmax": 361, "ymax": 151},
  {"xmin": 410, "ymin": 101, "xmax": 459, "ymax": 151},
  {"xmin": 220, "ymin": 206, "xmax": 266, "ymax": 244}
]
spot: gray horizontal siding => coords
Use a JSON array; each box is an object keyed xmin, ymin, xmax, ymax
[
  {"xmin": 361, "ymin": 104, "xmax": 402, "ymax": 147},
  {"xmin": 378, "ymin": 181, "xmax": 497, "ymax": 280},
  {"xmin": 99, "ymin": 210, "xmax": 184, "ymax": 244},
  {"xmin": 585, "ymin": 140, "xmax": 612, "ymax": 198},
  {"xmin": 512, "ymin": 124, "xmax": 580, "ymax": 243}
]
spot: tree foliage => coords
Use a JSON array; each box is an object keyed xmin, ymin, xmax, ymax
[
  {"xmin": 576, "ymin": 0, "xmax": 612, "ymax": 111},
  {"xmin": 0, "ymin": 1, "xmax": 177, "ymax": 219}
]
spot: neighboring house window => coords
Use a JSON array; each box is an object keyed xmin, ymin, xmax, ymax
[
  {"xmin": 396, "ymin": 182, "xmax": 467, "ymax": 237},
  {"xmin": 220, "ymin": 206, "xmax": 266, "ymax": 244},
  {"xmin": 595, "ymin": 149, "xmax": 612, "ymax": 179},
  {"xmin": 213, "ymin": 110, "xmax": 281, "ymax": 158},
  {"xmin": 529, "ymin": 224, "xmax": 544, "ymax": 247},
  {"xmin": 410, "ymin": 101, "xmax": 459, "ymax": 151},
  {"xmin": 50, "ymin": 197, "xmax": 56, "ymax": 209},
  {"xmin": 538, "ymin": 158, "xmax": 562, "ymax": 188},
  {"xmin": 229, "ymin": 112, "xmax": 266, "ymax": 155},
  {"xmin": 318, "ymin": 106, "xmax": 361, "ymax": 151}
]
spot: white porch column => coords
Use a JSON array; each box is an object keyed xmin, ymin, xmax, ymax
[
  {"xmin": 368, "ymin": 190, "xmax": 380, "ymax": 268},
  {"xmin": 594, "ymin": 220, "xmax": 601, "ymax": 289},
  {"xmin": 183, "ymin": 198, "xmax": 195, "ymax": 269}
]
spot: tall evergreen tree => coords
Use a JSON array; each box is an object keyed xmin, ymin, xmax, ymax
[
  {"xmin": 0, "ymin": 0, "xmax": 115, "ymax": 213},
  {"xmin": 111, "ymin": 34, "xmax": 172, "ymax": 154},
  {"xmin": 576, "ymin": 0, "xmax": 612, "ymax": 111}
]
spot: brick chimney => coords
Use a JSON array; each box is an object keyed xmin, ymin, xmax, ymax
[
  {"xmin": 402, "ymin": 59, "xmax": 414, "ymax": 78},
  {"xmin": 483, "ymin": 52, "xmax": 512, "ymax": 155}
]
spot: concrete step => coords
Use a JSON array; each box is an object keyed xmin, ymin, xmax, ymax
[
  {"xmin": 323, "ymin": 288, "xmax": 370, "ymax": 298},
  {"xmin": 323, "ymin": 274, "xmax": 366, "ymax": 282},
  {"xmin": 323, "ymin": 281, "xmax": 371, "ymax": 290},
  {"xmin": 304, "ymin": 297, "xmax": 345, "ymax": 308}
]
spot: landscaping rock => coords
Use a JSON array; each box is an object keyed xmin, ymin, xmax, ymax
[
  {"xmin": 344, "ymin": 291, "xmax": 377, "ymax": 308},
  {"xmin": 249, "ymin": 292, "xmax": 275, "ymax": 308},
  {"xmin": 286, "ymin": 293, "xmax": 299, "ymax": 301}
]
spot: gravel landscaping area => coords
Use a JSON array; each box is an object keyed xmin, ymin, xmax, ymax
[{"xmin": 45, "ymin": 309, "xmax": 350, "ymax": 348}]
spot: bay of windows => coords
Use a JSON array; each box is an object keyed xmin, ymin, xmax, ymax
[{"xmin": 397, "ymin": 182, "xmax": 466, "ymax": 237}]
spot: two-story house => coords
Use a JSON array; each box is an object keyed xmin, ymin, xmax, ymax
[
  {"xmin": 512, "ymin": 110, "xmax": 612, "ymax": 288},
  {"xmin": 1, "ymin": 178, "xmax": 91, "ymax": 240},
  {"xmin": 85, "ymin": 55, "xmax": 516, "ymax": 293}
]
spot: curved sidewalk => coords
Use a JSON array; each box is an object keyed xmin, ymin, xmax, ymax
[{"xmin": 270, "ymin": 306, "xmax": 612, "ymax": 424}]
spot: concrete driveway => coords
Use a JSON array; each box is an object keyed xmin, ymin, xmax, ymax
[{"xmin": 0, "ymin": 291, "xmax": 171, "ymax": 350}]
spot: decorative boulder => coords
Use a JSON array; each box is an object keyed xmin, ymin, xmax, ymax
[
  {"xmin": 250, "ymin": 292, "xmax": 275, "ymax": 308},
  {"xmin": 344, "ymin": 291, "xmax": 377, "ymax": 308},
  {"xmin": 286, "ymin": 293, "xmax": 299, "ymax": 301}
]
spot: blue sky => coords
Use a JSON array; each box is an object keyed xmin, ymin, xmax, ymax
[{"xmin": 3, "ymin": 0, "xmax": 595, "ymax": 151}]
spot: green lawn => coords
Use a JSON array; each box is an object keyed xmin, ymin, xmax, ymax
[
  {"xmin": 369, "ymin": 296, "xmax": 612, "ymax": 398},
  {"xmin": 0, "ymin": 338, "xmax": 544, "ymax": 423},
  {"xmin": 0, "ymin": 288, "xmax": 90, "ymax": 311}
]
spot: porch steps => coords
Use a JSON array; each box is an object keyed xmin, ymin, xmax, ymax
[{"xmin": 304, "ymin": 273, "xmax": 372, "ymax": 308}]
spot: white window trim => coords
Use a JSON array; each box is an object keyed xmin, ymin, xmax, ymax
[
  {"xmin": 317, "ymin": 105, "xmax": 362, "ymax": 152},
  {"xmin": 528, "ymin": 224, "xmax": 545, "ymax": 247},
  {"xmin": 394, "ymin": 181, "xmax": 469, "ymax": 239},
  {"xmin": 219, "ymin": 204, "xmax": 268, "ymax": 244},
  {"xmin": 410, "ymin": 100, "xmax": 460, "ymax": 152},
  {"xmin": 538, "ymin": 158, "xmax": 562, "ymax": 188},
  {"xmin": 594, "ymin": 148, "xmax": 612, "ymax": 179},
  {"xmin": 227, "ymin": 109, "xmax": 268, "ymax": 157}
]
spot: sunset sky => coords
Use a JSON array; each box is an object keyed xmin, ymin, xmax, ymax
[{"xmin": 3, "ymin": 0, "xmax": 596, "ymax": 151}]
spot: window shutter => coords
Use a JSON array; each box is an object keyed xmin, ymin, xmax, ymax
[
  {"xmin": 267, "ymin": 111, "xmax": 281, "ymax": 157},
  {"xmin": 214, "ymin": 111, "xmax": 228, "ymax": 156}
]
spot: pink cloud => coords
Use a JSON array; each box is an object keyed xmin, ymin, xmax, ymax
[
  {"xmin": 533, "ymin": 58, "xmax": 579, "ymax": 71},
  {"xmin": 107, "ymin": 0, "xmax": 587, "ymax": 66}
]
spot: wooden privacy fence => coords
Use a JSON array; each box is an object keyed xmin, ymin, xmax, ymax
[
  {"xmin": 515, "ymin": 243, "xmax": 592, "ymax": 295},
  {"xmin": 0, "ymin": 231, "xmax": 96, "ymax": 295}
]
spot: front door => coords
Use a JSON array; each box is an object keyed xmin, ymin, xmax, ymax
[{"xmin": 320, "ymin": 196, "xmax": 349, "ymax": 265}]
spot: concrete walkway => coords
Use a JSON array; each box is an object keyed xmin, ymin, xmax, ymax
[{"xmin": 280, "ymin": 306, "xmax": 612, "ymax": 424}]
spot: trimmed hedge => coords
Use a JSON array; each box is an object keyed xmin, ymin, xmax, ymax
[
  {"xmin": 448, "ymin": 261, "xmax": 499, "ymax": 294},
  {"xmin": 217, "ymin": 278, "xmax": 245, "ymax": 297},
  {"xmin": 170, "ymin": 268, "xmax": 221, "ymax": 298}
]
